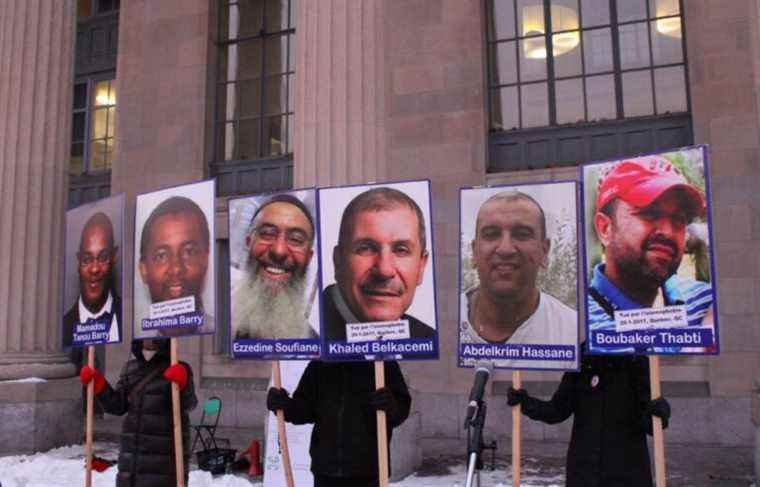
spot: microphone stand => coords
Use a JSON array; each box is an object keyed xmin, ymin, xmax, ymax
[{"xmin": 464, "ymin": 398, "xmax": 487, "ymax": 487}]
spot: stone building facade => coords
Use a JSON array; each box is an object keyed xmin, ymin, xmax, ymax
[{"xmin": 1, "ymin": 1, "xmax": 759, "ymax": 473}]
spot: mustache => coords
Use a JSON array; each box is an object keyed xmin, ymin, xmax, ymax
[
  {"xmin": 359, "ymin": 279, "xmax": 405, "ymax": 297},
  {"xmin": 644, "ymin": 235, "xmax": 679, "ymax": 255}
]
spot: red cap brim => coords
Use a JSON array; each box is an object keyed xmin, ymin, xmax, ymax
[{"xmin": 620, "ymin": 178, "xmax": 706, "ymax": 218}]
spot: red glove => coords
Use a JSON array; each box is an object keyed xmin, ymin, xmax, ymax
[
  {"xmin": 79, "ymin": 366, "xmax": 106, "ymax": 394},
  {"xmin": 90, "ymin": 456, "xmax": 114, "ymax": 472},
  {"xmin": 163, "ymin": 364, "xmax": 188, "ymax": 391}
]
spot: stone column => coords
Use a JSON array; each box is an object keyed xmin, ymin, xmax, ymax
[
  {"xmin": 0, "ymin": 0, "xmax": 81, "ymax": 453},
  {"xmin": 294, "ymin": 0, "xmax": 387, "ymax": 187}
]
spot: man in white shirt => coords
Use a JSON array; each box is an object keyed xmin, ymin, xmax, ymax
[{"xmin": 460, "ymin": 191, "xmax": 577, "ymax": 369}]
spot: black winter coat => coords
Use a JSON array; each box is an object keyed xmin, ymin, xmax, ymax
[
  {"xmin": 520, "ymin": 353, "xmax": 656, "ymax": 487},
  {"xmin": 282, "ymin": 360, "xmax": 411, "ymax": 479},
  {"xmin": 96, "ymin": 340, "xmax": 197, "ymax": 487}
]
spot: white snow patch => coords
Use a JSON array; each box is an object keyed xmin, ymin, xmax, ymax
[{"xmin": 0, "ymin": 377, "xmax": 47, "ymax": 384}]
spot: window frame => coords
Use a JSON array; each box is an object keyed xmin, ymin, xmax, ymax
[
  {"xmin": 70, "ymin": 73, "xmax": 117, "ymax": 176},
  {"xmin": 213, "ymin": 0, "xmax": 296, "ymax": 164},
  {"xmin": 485, "ymin": 0, "xmax": 691, "ymax": 131}
]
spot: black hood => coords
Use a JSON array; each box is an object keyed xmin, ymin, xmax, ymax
[{"xmin": 131, "ymin": 338, "xmax": 170, "ymax": 363}]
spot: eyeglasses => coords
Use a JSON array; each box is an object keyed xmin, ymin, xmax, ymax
[
  {"xmin": 253, "ymin": 224, "xmax": 311, "ymax": 250},
  {"xmin": 78, "ymin": 251, "xmax": 113, "ymax": 267}
]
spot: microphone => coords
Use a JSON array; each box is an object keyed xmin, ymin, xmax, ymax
[{"xmin": 463, "ymin": 361, "xmax": 493, "ymax": 428}]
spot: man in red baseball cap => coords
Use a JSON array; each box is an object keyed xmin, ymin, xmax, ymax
[{"xmin": 587, "ymin": 154, "xmax": 715, "ymax": 353}]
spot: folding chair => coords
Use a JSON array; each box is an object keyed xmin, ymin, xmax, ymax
[{"xmin": 191, "ymin": 396, "xmax": 231, "ymax": 453}]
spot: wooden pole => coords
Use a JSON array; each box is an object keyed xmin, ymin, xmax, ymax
[
  {"xmin": 375, "ymin": 361, "xmax": 389, "ymax": 487},
  {"xmin": 649, "ymin": 355, "xmax": 667, "ymax": 487},
  {"xmin": 272, "ymin": 361, "xmax": 295, "ymax": 487},
  {"xmin": 84, "ymin": 346, "xmax": 95, "ymax": 487},
  {"xmin": 170, "ymin": 339, "xmax": 185, "ymax": 487},
  {"xmin": 511, "ymin": 370, "xmax": 522, "ymax": 487}
]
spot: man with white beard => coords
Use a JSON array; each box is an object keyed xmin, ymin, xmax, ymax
[{"xmin": 232, "ymin": 194, "xmax": 317, "ymax": 339}]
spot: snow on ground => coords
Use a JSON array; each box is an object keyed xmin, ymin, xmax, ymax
[
  {"xmin": 0, "ymin": 443, "xmax": 564, "ymax": 486},
  {"xmin": 0, "ymin": 377, "xmax": 47, "ymax": 384}
]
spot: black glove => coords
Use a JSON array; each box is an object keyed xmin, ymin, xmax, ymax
[
  {"xmin": 266, "ymin": 387, "xmax": 292, "ymax": 413},
  {"xmin": 507, "ymin": 387, "xmax": 529, "ymax": 407},
  {"xmin": 647, "ymin": 397, "xmax": 671, "ymax": 429},
  {"xmin": 369, "ymin": 387, "xmax": 398, "ymax": 418}
]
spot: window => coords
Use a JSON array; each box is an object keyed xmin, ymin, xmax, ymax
[
  {"xmin": 69, "ymin": 78, "xmax": 117, "ymax": 176},
  {"xmin": 216, "ymin": 0, "xmax": 296, "ymax": 162},
  {"xmin": 487, "ymin": 0, "xmax": 688, "ymax": 131}
]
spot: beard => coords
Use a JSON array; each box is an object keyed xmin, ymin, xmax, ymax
[
  {"xmin": 610, "ymin": 233, "xmax": 682, "ymax": 288},
  {"xmin": 232, "ymin": 259, "xmax": 312, "ymax": 339}
]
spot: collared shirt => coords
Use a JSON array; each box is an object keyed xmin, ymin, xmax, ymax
[
  {"xmin": 460, "ymin": 287, "xmax": 578, "ymax": 370},
  {"xmin": 78, "ymin": 291, "xmax": 119, "ymax": 343},
  {"xmin": 587, "ymin": 263, "xmax": 714, "ymax": 354},
  {"xmin": 330, "ymin": 285, "xmax": 360, "ymax": 324}
]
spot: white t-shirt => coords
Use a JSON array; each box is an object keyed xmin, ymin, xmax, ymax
[{"xmin": 460, "ymin": 288, "xmax": 579, "ymax": 370}]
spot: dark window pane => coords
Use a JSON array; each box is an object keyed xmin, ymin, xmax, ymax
[
  {"xmin": 91, "ymin": 28, "xmax": 107, "ymax": 54},
  {"xmin": 490, "ymin": 0, "xmax": 516, "ymax": 40},
  {"xmin": 581, "ymin": 0, "xmax": 610, "ymax": 27},
  {"xmin": 265, "ymin": 36, "xmax": 288, "ymax": 75},
  {"xmin": 239, "ymin": 119, "xmax": 261, "ymax": 159},
  {"xmin": 491, "ymin": 86, "xmax": 519, "ymax": 130},
  {"xmin": 70, "ymin": 143, "xmax": 84, "ymax": 175},
  {"xmin": 97, "ymin": 0, "xmax": 119, "ymax": 14},
  {"xmin": 73, "ymin": 113, "xmax": 86, "ymax": 141},
  {"xmin": 238, "ymin": 40, "xmax": 264, "ymax": 79},
  {"xmin": 74, "ymin": 83, "xmax": 87, "ymax": 109},
  {"xmin": 586, "ymin": 74, "xmax": 616, "ymax": 120},
  {"xmin": 650, "ymin": 20, "xmax": 683, "ymax": 65},
  {"xmin": 266, "ymin": 0, "xmax": 288, "ymax": 33},
  {"xmin": 263, "ymin": 116, "xmax": 285, "ymax": 156},
  {"xmin": 650, "ymin": 0, "xmax": 679, "ymax": 17},
  {"xmin": 239, "ymin": 79, "xmax": 262, "ymax": 118},
  {"xmin": 521, "ymin": 82, "xmax": 549, "ymax": 127},
  {"xmin": 622, "ymin": 70, "xmax": 654, "ymax": 117},
  {"xmin": 218, "ymin": 44, "xmax": 229, "ymax": 81},
  {"xmin": 654, "ymin": 66, "xmax": 687, "ymax": 113},
  {"xmin": 617, "ymin": 0, "xmax": 646, "ymax": 22},
  {"xmin": 520, "ymin": 37, "xmax": 547, "ymax": 81},
  {"xmin": 265, "ymin": 76, "xmax": 287, "ymax": 115},
  {"xmin": 519, "ymin": 0, "xmax": 545, "ymax": 37},
  {"xmin": 583, "ymin": 28, "xmax": 613, "ymax": 74},
  {"xmin": 492, "ymin": 41, "xmax": 518, "ymax": 85},
  {"xmin": 555, "ymin": 78, "xmax": 584, "ymax": 124},
  {"xmin": 551, "ymin": 0, "xmax": 579, "ymax": 33},
  {"xmin": 552, "ymin": 31, "xmax": 582, "ymax": 77},
  {"xmin": 237, "ymin": 2, "xmax": 265, "ymax": 39},
  {"xmin": 619, "ymin": 22, "xmax": 650, "ymax": 70}
]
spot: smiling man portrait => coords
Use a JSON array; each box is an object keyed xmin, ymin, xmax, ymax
[
  {"xmin": 231, "ymin": 193, "xmax": 318, "ymax": 339},
  {"xmin": 323, "ymin": 186, "xmax": 435, "ymax": 341}
]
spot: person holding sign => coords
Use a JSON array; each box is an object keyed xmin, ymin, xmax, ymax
[
  {"xmin": 266, "ymin": 360, "xmax": 411, "ymax": 487},
  {"xmin": 588, "ymin": 156, "xmax": 714, "ymax": 353},
  {"xmin": 507, "ymin": 348, "xmax": 671, "ymax": 486},
  {"xmin": 460, "ymin": 190, "xmax": 577, "ymax": 368},
  {"xmin": 232, "ymin": 194, "xmax": 318, "ymax": 339},
  {"xmin": 138, "ymin": 196, "xmax": 214, "ymax": 337},
  {"xmin": 323, "ymin": 187, "xmax": 435, "ymax": 344},
  {"xmin": 79, "ymin": 339, "xmax": 197, "ymax": 487},
  {"xmin": 64, "ymin": 212, "xmax": 122, "ymax": 349}
]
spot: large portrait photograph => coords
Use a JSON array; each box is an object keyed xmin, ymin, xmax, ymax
[
  {"xmin": 63, "ymin": 194, "xmax": 125, "ymax": 348},
  {"xmin": 317, "ymin": 180, "xmax": 439, "ymax": 361},
  {"xmin": 133, "ymin": 180, "xmax": 216, "ymax": 340},
  {"xmin": 582, "ymin": 145, "xmax": 719, "ymax": 355},
  {"xmin": 458, "ymin": 182, "xmax": 580, "ymax": 370},
  {"xmin": 228, "ymin": 189, "xmax": 321, "ymax": 359}
]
